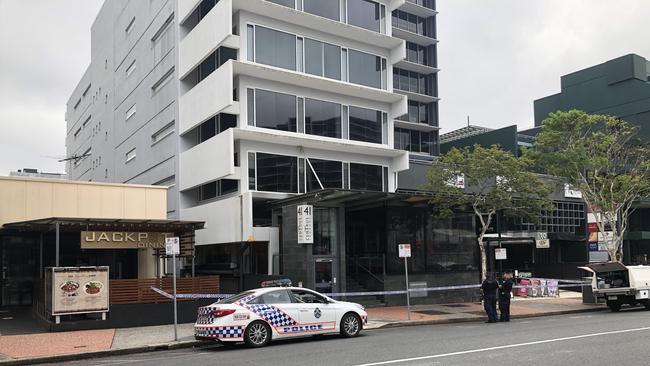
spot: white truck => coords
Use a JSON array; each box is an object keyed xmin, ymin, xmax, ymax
[{"xmin": 580, "ymin": 262, "xmax": 650, "ymax": 312}]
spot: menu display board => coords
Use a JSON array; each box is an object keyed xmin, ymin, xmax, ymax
[{"xmin": 48, "ymin": 267, "xmax": 109, "ymax": 316}]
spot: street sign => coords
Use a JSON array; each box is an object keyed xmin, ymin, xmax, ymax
[
  {"xmin": 535, "ymin": 232, "xmax": 550, "ymax": 249},
  {"xmin": 495, "ymin": 248, "xmax": 507, "ymax": 260},
  {"xmin": 398, "ymin": 244, "xmax": 411, "ymax": 258},
  {"xmin": 165, "ymin": 237, "xmax": 180, "ymax": 256},
  {"xmin": 297, "ymin": 205, "xmax": 314, "ymax": 244}
]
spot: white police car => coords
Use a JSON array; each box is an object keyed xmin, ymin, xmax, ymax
[{"xmin": 194, "ymin": 283, "xmax": 368, "ymax": 347}]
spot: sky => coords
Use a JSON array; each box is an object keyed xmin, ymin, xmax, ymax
[{"xmin": 0, "ymin": 0, "xmax": 649, "ymax": 176}]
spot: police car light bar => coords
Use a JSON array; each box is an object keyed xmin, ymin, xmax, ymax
[{"xmin": 261, "ymin": 279, "xmax": 292, "ymax": 288}]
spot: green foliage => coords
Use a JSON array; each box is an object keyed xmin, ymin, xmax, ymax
[
  {"xmin": 526, "ymin": 110, "xmax": 650, "ymax": 261},
  {"xmin": 423, "ymin": 144, "xmax": 553, "ymax": 279}
]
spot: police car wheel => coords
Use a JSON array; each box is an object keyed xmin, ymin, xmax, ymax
[
  {"xmin": 340, "ymin": 313, "xmax": 361, "ymax": 338},
  {"xmin": 245, "ymin": 321, "xmax": 271, "ymax": 348}
]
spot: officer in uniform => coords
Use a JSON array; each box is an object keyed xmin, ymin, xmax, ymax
[
  {"xmin": 498, "ymin": 272, "xmax": 514, "ymax": 322},
  {"xmin": 480, "ymin": 273, "xmax": 499, "ymax": 323}
]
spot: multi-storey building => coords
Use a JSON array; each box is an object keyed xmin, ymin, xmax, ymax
[{"xmin": 66, "ymin": 0, "xmax": 449, "ymax": 298}]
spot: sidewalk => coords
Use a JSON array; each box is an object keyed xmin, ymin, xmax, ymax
[{"xmin": 0, "ymin": 294, "xmax": 604, "ymax": 364}]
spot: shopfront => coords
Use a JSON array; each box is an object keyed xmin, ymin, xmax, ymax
[
  {"xmin": 0, "ymin": 177, "xmax": 210, "ymax": 330},
  {"xmin": 268, "ymin": 190, "xmax": 480, "ymax": 305}
]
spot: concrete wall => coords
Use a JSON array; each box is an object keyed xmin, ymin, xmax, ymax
[{"xmin": 0, "ymin": 176, "xmax": 167, "ymax": 227}]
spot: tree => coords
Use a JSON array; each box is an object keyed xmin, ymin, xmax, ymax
[
  {"xmin": 527, "ymin": 110, "xmax": 650, "ymax": 262},
  {"xmin": 423, "ymin": 145, "xmax": 552, "ymax": 280}
]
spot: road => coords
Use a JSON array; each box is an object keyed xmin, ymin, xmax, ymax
[{"xmin": 51, "ymin": 308, "xmax": 650, "ymax": 366}]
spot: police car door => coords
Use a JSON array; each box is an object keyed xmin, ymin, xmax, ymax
[
  {"xmin": 290, "ymin": 289, "xmax": 337, "ymax": 334},
  {"xmin": 256, "ymin": 289, "xmax": 303, "ymax": 338}
]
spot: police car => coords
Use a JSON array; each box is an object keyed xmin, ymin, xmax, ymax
[{"xmin": 194, "ymin": 280, "xmax": 368, "ymax": 347}]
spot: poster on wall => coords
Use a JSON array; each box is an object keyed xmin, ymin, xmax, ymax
[
  {"xmin": 297, "ymin": 205, "xmax": 314, "ymax": 244},
  {"xmin": 48, "ymin": 267, "xmax": 109, "ymax": 316}
]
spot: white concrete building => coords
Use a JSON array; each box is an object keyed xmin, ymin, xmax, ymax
[{"xmin": 66, "ymin": 0, "xmax": 439, "ymax": 293}]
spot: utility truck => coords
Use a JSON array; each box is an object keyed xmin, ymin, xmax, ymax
[{"xmin": 580, "ymin": 262, "xmax": 650, "ymax": 312}]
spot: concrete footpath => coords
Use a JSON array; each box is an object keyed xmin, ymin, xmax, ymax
[{"xmin": 0, "ymin": 294, "xmax": 604, "ymax": 365}]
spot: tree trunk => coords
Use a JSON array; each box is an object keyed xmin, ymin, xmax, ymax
[{"xmin": 479, "ymin": 235, "xmax": 487, "ymax": 281}]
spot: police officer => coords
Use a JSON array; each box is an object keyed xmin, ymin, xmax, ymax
[
  {"xmin": 480, "ymin": 273, "xmax": 498, "ymax": 323},
  {"xmin": 498, "ymin": 272, "xmax": 513, "ymax": 322}
]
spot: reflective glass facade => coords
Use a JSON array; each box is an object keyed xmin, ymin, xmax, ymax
[
  {"xmin": 307, "ymin": 159, "xmax": 343, "ymax": 192},
  {"xmin": 305, "ymin": 98, "xmax": 342, "ymax": 138},
  {"xmin": 349, "ymin": 106, "xmax": 382, "ymax": 144},
  {"xmin": 255, "ymin": 153, "xmax": 299, "ymax": 193},
  {"xmin": 349, "ymin": 163, "xmax": 383, "ymax": 191},
  {"xmin": 254, "ymin": 89, "xmax": 297, "ymax": 132}
]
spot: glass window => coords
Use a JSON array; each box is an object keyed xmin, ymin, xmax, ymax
[
  {"xmin": 266, "ymin": 0, "xmax": 295, "ymax": 7},
  {"xmin": 246, "ymin": 25, "xmax": 254, "ymax": 62},
  {"xmin": 255, "ymin": 26, "xmax": 296, "ymax": 70},
  {"xmin": 349, "ymin": 106, "xmax": 382, "ymax": 144},
  {"xmin": 347, "ymin": 0, "xmax": 381, "ymax": 32},
  {"xmin": 305, "ymin": 98, "xmax": 341, "ymax": 138},
  {"xmin": 248, "ymin": 152, "xmax": 256, "ymax": 190},
  {"xmin": 256, "ymin": 153, "xmax": 298, "ymax": 193},
  {"xmin": 291, "ymin": 289, "xmax": 328, "ymax": 304},
  {"xmin": 303, "ymin": 0, "xmax": 340, "ymax": 21},
  {"xmin": 305, "ymin": 39, "xmax": 341, "ymax": 80},
  {"xmin": 255, "ymin": 89, "xmax": 297, "ymax": 132},
  {"xmin": 348, "ymin": 50, "xmax": 383, "ymax": 89},
  {"xmin": 199, "ymin": 117, "xmax": 216, "ymax": 143},
  {"xmin": 313, "ymin": 208, "xmax": 338, "ymax": 255},
  {"xmin": 199, "ymin": 53, "xmax": 216, "ymax": 82},
  {"xmin": 350, "ymin": 163, "xmax": 383, "ymax": 191},
  {"xmin": 221, "ymin": 179, "xmax": 239, "ymax": 195},
  {"xmin": 304, "ymin": 39, "xmax": 323, "ymax": 77},
  {"xmin": 307, "ymin": 158, "xmax": 343, "ymax": 192},
  {"xmin": 199, "ymin": 182, "xmax": 217, "ymax": 201},
  {"xmin": 258, "ymin": 290, "xmax": 293, "ymax": 304}
]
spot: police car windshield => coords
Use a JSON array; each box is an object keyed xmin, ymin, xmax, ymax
[{"xmin": 219, "ymin": 290, "xmax": 256, "ymax": 304}]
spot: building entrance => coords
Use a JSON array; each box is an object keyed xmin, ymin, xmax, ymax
[{"xmin": 1, "ymin": 237, "xmax": 39, "ymax": 306}]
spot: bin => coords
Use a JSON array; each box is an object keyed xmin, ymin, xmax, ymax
[{"xmin": 582, "ymin": 276, "xmax": 597, "ymax": 304}]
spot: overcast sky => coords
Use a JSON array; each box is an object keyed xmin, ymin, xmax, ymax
[{"xmin": 1, "ymin": 0, "xmax": 649, "ymax": 176}]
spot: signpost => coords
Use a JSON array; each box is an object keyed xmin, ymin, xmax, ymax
[
  {"xmin": 166, "ymin": 237, "xmax": 180, "ymax": 341},
  {"xmin": 495, "ymin": 248, "xmax": 507, "ymax": 261},
  {"xmin": 398, "ymin": 244, "xmax": 412, "ymax": 320},
  {"xmin": 535, "ymin": 232, "xmax": 550, "ymax": 249}
]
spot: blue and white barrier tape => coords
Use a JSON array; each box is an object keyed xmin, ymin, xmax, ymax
[{"xmin": 151, "ymin": 280, "xmax": 589, "ymax": 300}]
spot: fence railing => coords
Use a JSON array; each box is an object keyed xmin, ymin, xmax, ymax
[{"xmin": 110, "ymin": 276, "xmax": 219, "ymax": 305}]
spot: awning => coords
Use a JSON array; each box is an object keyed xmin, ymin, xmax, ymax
[{"xmin": 0, "ymin": 217, "xmax": 205, "ymax": 234}]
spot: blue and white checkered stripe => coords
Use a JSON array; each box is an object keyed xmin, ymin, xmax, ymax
[
  {"xmin": 195, "ymin": 306, "xmax": 217, "ymax": 325},
  {"xmin": 243, "ymin": 304, "xmax": 297, "ymax": 327},
  {"xmin": 195, "ymin": 326, "xmax": 244, "ymax": 339}
]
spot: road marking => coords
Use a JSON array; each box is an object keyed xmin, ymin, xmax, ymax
[
  {"xmin": 91, "ymin": 353, "xmax": 210, "ymax": 366},
  {"xmin": 355, "ymin": 326, "xmax": 650, "ymax": 366}
]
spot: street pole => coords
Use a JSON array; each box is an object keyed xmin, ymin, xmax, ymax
[
  {"xmin": 172, "ymin": 251, "xmax": 178, "ymax": 341},
  {"xmin": 405, "ymin": 257, "xmax": 411, "ymax": 320}
]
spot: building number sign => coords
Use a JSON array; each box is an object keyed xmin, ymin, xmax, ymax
[{"xmin": 297, "ymin": 205, "xmax": 314, "ymax": 244}]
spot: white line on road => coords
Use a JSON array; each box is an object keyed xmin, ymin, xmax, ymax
[{"xmin": 355, "ymin": 326, "xmax": 650, "ymax": 366}]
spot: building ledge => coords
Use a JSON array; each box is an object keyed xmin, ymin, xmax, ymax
[
  {"xmin": 394, "ymin": 120, "xmax": 440, "ymax": 132},
  {"xmin": 392, "ymin": 28, "xmax": 438, "ymax": 46},
  {"xmin": 397, "ymin": 2, "xmax": 439, "ymax": 18},
  {"xmin": 395, "ymin": 60, "xmax": 439, "ymax": 75},
  {"xmin": 395, "ymin": 89, "xmax": 440, "ymax": 104}
]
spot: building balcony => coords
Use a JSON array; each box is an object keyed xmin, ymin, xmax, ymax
[
  {"xmin": 394, "ymin": 119, "xmax": 440, "ymax": 132},
  {"xmin": 232, "ymin": 60, "xmax": 408, "ymax": 117},
  {"xmin": 392, "ymin": 28, "xmax": 438, "ymax": 46},
  {"xmin": 233, "ymin": 127, "xmax": 410, "ymax": 172},
  {"xmin": 179, "ymin": 0, "xmax": 239, "ymax": 79},
  {"xmin": 399, "ymin": 1, "xmax": 439, "ymax": 18},
  {"xmin": 395, "ymin": 89, "xmax": 439, "ymax": 104},
  {"xmin": 181, "ymin": 193, "xmax": 252, "ymax": 245},
  {"xmin": 395, "ymin": 60, "xmax": 439, "ymax": 75},
  {"xmin": 179, "ymin": 129, "xmax": 239, "ymax": 192},
  {"xmin": 179, "ymin": 61, "xmax": 240, "ymax": 135}
]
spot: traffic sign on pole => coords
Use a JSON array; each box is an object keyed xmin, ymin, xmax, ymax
[{"xmin": 399, "ymin": 244, "xmax": 411, "ymax": 320}]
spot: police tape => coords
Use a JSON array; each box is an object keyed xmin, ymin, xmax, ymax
[{"xmin": 151, "ymin": 280, "xmax": 589, "ymax": 300}]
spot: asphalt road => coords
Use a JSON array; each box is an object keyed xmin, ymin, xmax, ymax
[{"xmin": 51, "ymin": 308, "xmax": 650, "ymax": 366}]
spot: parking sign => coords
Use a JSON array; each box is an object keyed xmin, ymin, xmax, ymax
[{"xmin": 398, "ymin": 244, "xmax": 411, "ymax": 258}]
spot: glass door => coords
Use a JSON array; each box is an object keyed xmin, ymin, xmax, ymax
[{"xmin": 314, "ymin": 259, "xmax": 334, "ymax": 294}]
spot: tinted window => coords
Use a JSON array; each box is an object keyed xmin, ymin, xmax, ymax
[
  {"xmin": 347, "ymin": 0, "xmax": 381, "ymax": 32},
  {"xmin": 348, "ymin": 50, "xmax": 382, "ymax": 89},
  {"xmin": 303, "ymin": 0, "xmax": 340, "ymax": 21},
  {"xmin": 305, "ymin": 39, "xmax": 341, "ymax": 80},
  {"xmin": 349, "ymin": 106, "xmax": 382, "ymax": 144},
  {"xmin": 199, "ymin": 117, "xmax": 216, "ymax": 143},
  {"xmin": 259, "ymin": 290, "xmax": 293, "ymax": 304},
  {"xmin": 256, "ymin": 153, "xmax": 298, "ymax": 193},
  {"xmin": 255, "ymin": 26, "xmax": 296, "ymax": 70},
  {"xmin": 267, "ymin": 0, "xmax": 295, "ymax": 7},
  {"xmin": 291, "ymin": 289, "xmax": 328, "ymax": 304},
  {"xmin": 305, "ymin": 98, "xmax": 341, "ymax": 138},
  {"xmin": 350, "ymin": 163, "xmax": 383, "ymax": 191},
  {"xmin": 255, "ymin": 89, "xmax": 297, "ymax": 132},
  {"xmin": 219, "ymin": 290, "xmax": 256, "ymax": 304},
  {"xmin": 307, "ymin": 159, "xmax": 343, "ymax": 192}
]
